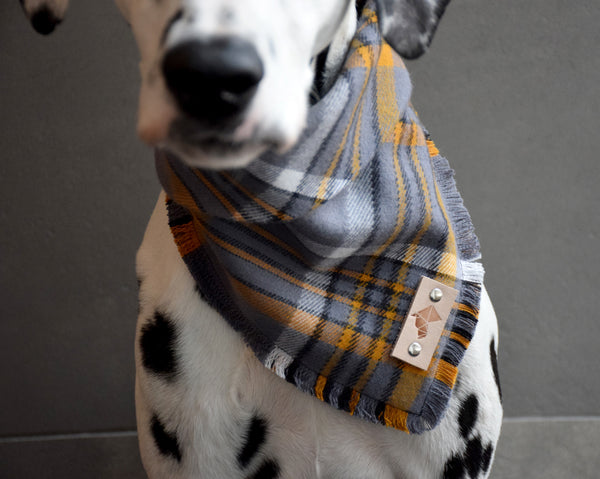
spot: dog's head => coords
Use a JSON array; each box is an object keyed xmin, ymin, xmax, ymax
[{"xmin": 23, "ymin": 0, "xmax": 450, "ymax": 169}]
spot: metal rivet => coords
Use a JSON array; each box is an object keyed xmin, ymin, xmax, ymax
[
  {"xmin": 430, "ymin": 288, "xmax": 443, "ymax": 302},
  {"xmin": 408, "ymin": 342, "xmax": 422, "ymax": 357}
]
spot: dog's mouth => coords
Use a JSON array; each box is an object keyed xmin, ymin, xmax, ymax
[{"xmin": 162, "ymin": 117, "xmax": 281, "ymax": 169}]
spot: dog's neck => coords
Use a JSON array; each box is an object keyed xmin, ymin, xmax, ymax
[{"xmin": 311, "ymin": 2, "xmax": 357, "ymax": 102}]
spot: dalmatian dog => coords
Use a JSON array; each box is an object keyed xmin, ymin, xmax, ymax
[{"xmin": 21, "ymin": 0, "xmax": 503, "ymax": 477}]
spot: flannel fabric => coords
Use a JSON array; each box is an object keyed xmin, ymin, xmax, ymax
[{"xmin": 155, "ymin": 2, "xmax": 484, "ymax": 434}]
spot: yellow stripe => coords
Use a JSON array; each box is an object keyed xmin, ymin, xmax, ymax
[
  {"xmin": 351, "ymin": 99, "xmax": 364, "ymax": 179},
  {"xmin": 311, "ymin": 40, "xmax": 409, "ymax": 378},
  {"xmin": 340, "ymin": 118, "xmax": 411, "ymax": 390},
  {"xmin": 426, "ymin": 138, "xmax": 440, "ymax": 157},
  {"xmin": 376, "ymin": 44, "xmax": 400, "ymax": 143},
  {"xmin": 332, "ymin": 267, "xmax": 415, "ymax": 294},
  {"xmin": 313, "ymin": 44, "xmax": 373, "ymax": 206},
  {"xmin": 428, "ymin": 133, "xmax": 458, "ymax": 284}
]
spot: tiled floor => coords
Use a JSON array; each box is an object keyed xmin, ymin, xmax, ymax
[{"xmin": 1, "ymin": 418, "xmax": 599, "ymax": 478}]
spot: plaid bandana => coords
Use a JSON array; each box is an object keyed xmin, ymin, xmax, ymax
[{"xmin": 155, "ymin": 3, "xmax": 484, "ymax": 434}]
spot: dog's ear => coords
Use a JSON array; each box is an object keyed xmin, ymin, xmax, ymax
[
  {"xmin": 113, "ymin": 0, "xmax": 131, "ymax": 24},
  {"xmin": 374, "ymin": 0, "xmax": 450, "ymax": 59},
  {"xmin": 20, "ymin": 0, "xmax": 69, "ymax": 35}
]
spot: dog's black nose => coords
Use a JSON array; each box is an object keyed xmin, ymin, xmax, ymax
[
  {"xmin": 162, "ymin": 38, "xmax": 264, "ymax": 123},
  {"xmin": 30, "ymin": 6, "xmax": 62, "ymax": 35}
]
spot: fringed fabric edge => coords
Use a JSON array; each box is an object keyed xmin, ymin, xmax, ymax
[{"xmin": 163, "ymin": 134, "xmax": 484, "ymax": 435}]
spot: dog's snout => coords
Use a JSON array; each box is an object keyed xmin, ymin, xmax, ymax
[
  {"xmin": 30, "ymin": 6, "xmax": 62, "ymax": 35},
  {"xmin": 162, "ymin": 38, "xmax": 264, "ymax": 123}
]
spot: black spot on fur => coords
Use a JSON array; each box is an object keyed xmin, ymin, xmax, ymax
[
  {"xmin": 490, "ymin": 338, "xmax": 502, "ymax": 401},
  {"xmin": 161, "ymin": 9, "xmax": 184, "ymax": 45},
  {"xmin": 238, "ymin": 416, "xmax": 267, "ymax": 468},
  {"xmin": 30, "ymin": 6, "xmax": 61, "ymax": 35},
  {"xmin": 458, "ymin": 394, "xmax": 479, "ymax": 439},
  {"xmin": 481, "ymin": 443, "xmax": 494, "ymax": 474},
  {"xmin": 151, "ymin": 414, "xmax": 182, "ymax": 462},
  {"xmin": 247, "ymin": 459, "xmax": 280, "ymax": 479},
  {"xmin": 443, "ymin": 454, "xmax": 466, "ymax": 479},
  {"xmin": 140, "ymin": 311, "xmax": 178, "ymax": 378},
  {"xmin": 464, "ymin": 437, "xmax": 484, "ymax": 478}
]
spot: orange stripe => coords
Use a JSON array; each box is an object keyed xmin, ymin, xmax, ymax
[
  {"xmin": 221, "ymin": 172, "xmax": 293, "ymax": 221},
  {"xmin": 195, "ymin": 171, "xmax": 244, "ymax": 221},
  {"xmin": 315, "ymin": 375, "xmax": 327, "ymax": 401},
  {"xmin": 348, "ymin": 390, "xmax": 361, "ymax": 415},
  {"xmin": 450, "ymin": 331, "xmax": 471, "ymax": 349},
  {"xmin": 246, "ymin": 223, "xmax": 304, "ymax": 261},
  {"xmin": 165, "ymin": 166, "xmax": 206, "ymax": 219},
  {"xmin": 457, "ymin": 303, "xmax": 478, "ymax": 317},
  {"xmin": 233, "ymin": 278, "xmax": 338, "ymax": 338},
  {"xmin": 383, "ymin": 406, "xmax": 409, "ymax": 432},
  {"xmin": 171, "ymin": 221, "xmax": 204, "ymax": 257},
  {"xmin": 231, "ymin": 277, "xmax": 402, "ymax": 365},
  {"xmin": 205, "ymin": 228, "xmax": 394, "ymax": 319},
  {"xmin": 435, "ymin": 360, "xmax": 458, "ymax": 388}
]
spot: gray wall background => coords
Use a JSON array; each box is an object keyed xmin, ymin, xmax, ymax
[{"xmin": 1, "ymin": 0, "xmax": 599, "ymax": 477}]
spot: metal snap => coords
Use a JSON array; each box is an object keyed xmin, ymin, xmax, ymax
[
  {"xmin": 408, "ymin": 342, "xmax": 422, "ymax": 357},
  {"xmin": 429, "ymin": 288, "xmax": 443, "ymax": 302}
]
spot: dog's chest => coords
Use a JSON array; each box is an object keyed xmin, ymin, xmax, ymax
[{"xmin": 134, "ymin": 193, "xmax": 502, "ymax": 479}]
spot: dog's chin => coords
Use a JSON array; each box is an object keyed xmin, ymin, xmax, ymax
[
  {"xmin": 161, "ymin": 116, "xmax": 300, "ymax": 170},
  {"xmin": 162, "ymin": 136, "xmax": 273, "ymax": 170}
]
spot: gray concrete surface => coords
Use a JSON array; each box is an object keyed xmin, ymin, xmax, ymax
[
  {"xmin": 1, "ymin": 0, "xmax": 599, "ymax": 477},
  {"xmin": 491, "ymin": 418, "xmax": 600, "ymax": 479}
]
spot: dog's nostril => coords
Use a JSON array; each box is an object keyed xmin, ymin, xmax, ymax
[{"xmin": 162, "ymin": 38, "xmax": 264, "ymax": 123}]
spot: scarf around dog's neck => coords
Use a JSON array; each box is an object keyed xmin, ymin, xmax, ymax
[{"xmin": 155, "ymin": 3, "xmax": 484, "ymax": 434}]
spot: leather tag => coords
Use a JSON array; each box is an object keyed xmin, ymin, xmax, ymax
[{"xmin": 391, "ymin": 277, "xmax": 458, "ymax": 370}]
